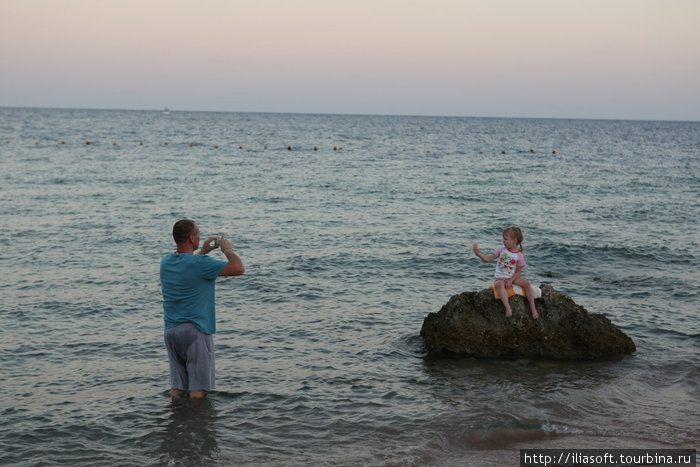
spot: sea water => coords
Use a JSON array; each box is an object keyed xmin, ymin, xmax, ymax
[{"xmin": 1, "ymin": 107, "xmax": 698, "ymax": 466}]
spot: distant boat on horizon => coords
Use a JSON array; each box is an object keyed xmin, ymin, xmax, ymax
[{"xmin": 162, "ymin": 108, "xmax": 170, "ymax": 115}]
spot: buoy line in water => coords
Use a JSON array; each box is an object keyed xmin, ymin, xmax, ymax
[
  {"xmin": 16, "ymin": 139, "xmax": 349, "ymax": 151},
  {"xmin": 10, "ymin": 139, "xmax": 563, "ymax": 155}
]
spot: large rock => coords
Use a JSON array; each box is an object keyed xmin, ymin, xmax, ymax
[{"xmin": 420, "ymin": 285, "xmax": 635, "ymax": 359}]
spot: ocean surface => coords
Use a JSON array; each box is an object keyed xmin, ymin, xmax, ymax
[{"xmin": 1, "ymin": 107, "xmax": 698, "ymax": 466}]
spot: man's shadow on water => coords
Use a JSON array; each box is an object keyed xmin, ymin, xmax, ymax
[{"xmin": 155, "ymin": 395, "xmax": 218, "ymax": 465}]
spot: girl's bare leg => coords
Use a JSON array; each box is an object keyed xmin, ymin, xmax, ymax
[
  {"xmin": 514, "ymin": 277, "xmax": 539, "ymax": 319},
  {"xmin": 495, "ymin": 281, "xmax": 513, "ymax": 317}
]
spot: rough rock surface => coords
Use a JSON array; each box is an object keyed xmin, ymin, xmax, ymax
[{"xmin": 420, "ymin": 285, "xmax": 635, "ymax": 359}]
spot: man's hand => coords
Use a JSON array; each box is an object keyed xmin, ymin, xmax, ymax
[
  {"xmin": 219, "ymin": 235, "xmax": 233, "ymax": 252},
  {"xmin": 199, "ymin": 236, "xmax": 219, "ymax": 254}
]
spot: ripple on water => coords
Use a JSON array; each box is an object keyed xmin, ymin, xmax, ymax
[{"xmin": 1, "ymin": 110, "xmax": 698, "ymax": 465}]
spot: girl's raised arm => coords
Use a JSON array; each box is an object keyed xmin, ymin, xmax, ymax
[{"xmin": 473, "ymin": 243, "xmax": 496, "ymax": 262}]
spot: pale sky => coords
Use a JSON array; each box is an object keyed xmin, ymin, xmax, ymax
[{"xmin": 1, "ymin": 0, "xmax": 699, "ymax": 120}]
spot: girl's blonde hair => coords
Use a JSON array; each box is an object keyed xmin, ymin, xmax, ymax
[{"xmin": 503, "ymin": 226, "xmax": 524, "ymax": 251}]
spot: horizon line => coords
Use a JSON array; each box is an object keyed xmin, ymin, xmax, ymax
[{"xmin": 1, "ymin": 104, "xmax": 698, "ymax": 124}]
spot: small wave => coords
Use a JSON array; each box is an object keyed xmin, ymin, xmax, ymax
[
  {"xmin": 393, "ymin": 333, "xmax": 428, "ymax": 358},
  {"xmin": 645, "ymin": 327, "xmax": 700, "ymax": 340},
  {"xmin": 541, "ymin": 422, "xmax": 585, "ymax": 435}
]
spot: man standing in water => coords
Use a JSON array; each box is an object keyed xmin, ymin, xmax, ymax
[{"xmin": 160, "ymin": 219, "xmax": 245, "ymax": 399}]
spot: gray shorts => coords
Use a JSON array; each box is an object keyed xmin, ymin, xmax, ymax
[{"xmin": 164, "ymin": 322, "xmax": 215, "ymax": 392}]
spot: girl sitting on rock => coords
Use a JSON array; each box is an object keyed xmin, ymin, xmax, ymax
[{"xmin": 473, "ymin": 226, "xmax": 539, "ymax": 319}]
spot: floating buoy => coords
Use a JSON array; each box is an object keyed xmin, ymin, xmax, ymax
[
  {"xmin": 552, "ymin": 150, "xmax": 556, "ymax": 154},
  {"xmin": 287, "ymin": 145, "xmax": 292, "ymax": 151},
  {"xmin": 333, "ymin": 146, "xmax": 338, "ymax": 151},
  {"xmin": 313, "ymin": 146, "xmax": 318, "ymax": 151}
]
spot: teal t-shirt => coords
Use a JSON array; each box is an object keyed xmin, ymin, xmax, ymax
[{"xmin": 160, "ymin": 253, "xmax": 227, "ymax": 334}]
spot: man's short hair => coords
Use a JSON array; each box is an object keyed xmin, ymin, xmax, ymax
[{"xmin": 172, "ymin": 219, "xmax": 196, "ymax": 245}]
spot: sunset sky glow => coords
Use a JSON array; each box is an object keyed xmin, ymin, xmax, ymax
[{"xmin": 2, "ymin": 0, "xmax": 699, "ymax": 120}]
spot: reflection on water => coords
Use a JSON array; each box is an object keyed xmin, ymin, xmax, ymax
[
  {"xmin": 155, "ymin": 397, "xmax": 218, "ymax": 466},
  {"xmin": 417, "ymin": 355, "xmax": 659, "ymax": 449},
  {"xmin": 421, "ymin": 354, "xmax": 624, "ymax": 396}
]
